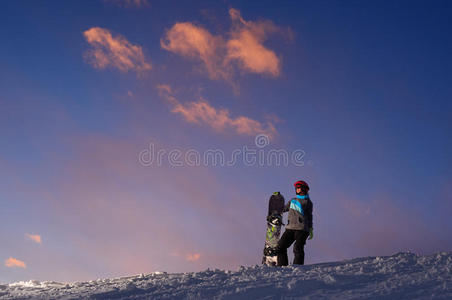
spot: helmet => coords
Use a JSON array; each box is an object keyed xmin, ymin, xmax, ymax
[{"xmin": 294, "ymin": 180, "xmax": 309, "ymax": 192}]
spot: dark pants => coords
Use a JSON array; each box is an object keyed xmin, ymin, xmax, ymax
[{"xmin": 277, "ymin": 229, "xmax": 309, "ymax": 266}]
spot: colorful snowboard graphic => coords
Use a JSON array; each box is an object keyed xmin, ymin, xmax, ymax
[{"xmin": 262, "ymin": 192, "xmax": 285, "ymax": 266}]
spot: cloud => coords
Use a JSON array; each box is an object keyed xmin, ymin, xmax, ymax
[
  {"xmin": 157, "ymin": 84, "xmax": 277, "ymax": 138},
  {"xmin": 186, "ymin": 253, "xmax": 201, "ymax": 262},
  {"xmin": 161, "ymin": 22, "xmax": 228, "ymax": 80},
  {"xmin": 25, "ymin": 233, "xmax": 42, "ymax": 244},
  {"xmin": 171, "ymin": 251, "xmax": 202, "ymax": 262},
  {"xmin": 83, "ymin": 27, "xmax": 151, "ymax": 75},
  {"xmin": 5, "ymin": 257, "xmax": 26, "ymax": 268},
  {"xmin": 226, "ymin": 8, "xmax": 281, "ymax": 77},
  {"xmin": 161, "ymin": 8, "xmax": 287, "ymax": 83}
]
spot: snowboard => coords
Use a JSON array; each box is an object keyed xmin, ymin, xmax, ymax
[{"xmin": 262, "ymin": 192, "xmax": 285, "ymax": 266}]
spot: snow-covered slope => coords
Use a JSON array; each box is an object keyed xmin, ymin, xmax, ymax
[{"xmin": 1, "ymin": 251, "xmax": 451, "ymax": 299}]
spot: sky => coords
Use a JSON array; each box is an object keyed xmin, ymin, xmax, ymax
[{"xmin": 0, "ymin": 0, "xmax": 451, "ymax": 283}]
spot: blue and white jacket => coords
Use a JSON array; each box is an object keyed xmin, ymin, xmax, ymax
[{"xmin": 284, "ymin": 194, "xmax": 313, "ymax": 231}]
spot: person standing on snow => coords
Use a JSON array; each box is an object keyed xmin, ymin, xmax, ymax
[{"xmin": 277, "ymin": 180, "xmax": 314, "ymax": 266}]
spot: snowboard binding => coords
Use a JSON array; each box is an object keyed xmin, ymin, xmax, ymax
[{"xmin": 266, "ymin": 213, "xmax": 283, "ymax": 226}]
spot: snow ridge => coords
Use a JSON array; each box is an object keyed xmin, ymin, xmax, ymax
[{"xmin": 1, "ymin": 251, "xmax": 451, "ymax": 299}]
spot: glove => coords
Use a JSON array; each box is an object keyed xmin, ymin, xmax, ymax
[{"xmin": 308, "ymin": 228, "xmax": 314, "ymax": 240}]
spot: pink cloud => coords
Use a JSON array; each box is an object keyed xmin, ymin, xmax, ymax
[
  {"xmin": 186, "ymin": 253, "xmax": 201, "ymax": 262},
  {"xmin": 83, "ymin": 27, "xmax": 151, "ymax": 74},
  {"xmin": 5, "ymin": 257, "xmax": 26, "ymax": 268},
  {"xmin": 25, "ymin": 233, "xmax": 42, "ymax": 244},
  {"xmin": 161, "ymin": 22, "xmax": 228, "ymax": 80},
  {"xmin": 171, "ymin": 251, "xmax": 202, "ymax": 262},
  {"xmin": 161, "ymin": 8, "xmax": 287, "ymax": 83},
  {"xmin": 157, "ymin": 84, "xmax": 277, "ymax": 138},
  {"xmin": 226, "ymin": 8, "xmax": 281, "ymax": 76}
]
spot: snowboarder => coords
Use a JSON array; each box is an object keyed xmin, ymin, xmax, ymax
[{"xmin": 276, "ymin": 180, "xmax": 313, "ymax": 266}]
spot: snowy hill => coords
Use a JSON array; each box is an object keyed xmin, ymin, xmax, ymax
[{"xmin": 1, "ymin": 251, "xmax": 451, "ymax": 299}]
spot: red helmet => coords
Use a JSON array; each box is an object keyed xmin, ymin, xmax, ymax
[{"xmin": 294, "ymin": 180, "xmax": 309, "ymax": 192}]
